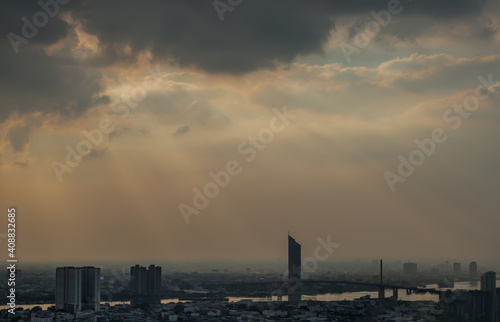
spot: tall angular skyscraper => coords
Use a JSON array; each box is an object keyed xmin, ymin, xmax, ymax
[
  {"xmin": 56, "ymin": 266, "xmax": 100, "ymax": 313},
  {"xmin": 288, "ymin": 234, "xmax": 301, "ymax": 302}
]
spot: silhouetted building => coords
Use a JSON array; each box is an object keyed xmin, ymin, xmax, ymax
[
  {"xmin": 482, "ymin": 271, "xmax": 499, "ymax": 322},
  {"xmin": 56, "ymin": 266, "xmax": 100, "ymax": 313},
  {"xmin": 56, "ymin": 267, "xmax": 81, "ymax": 313},
  {"xmin": 440, "ymin": 273, "xmax": 500, "ymax": 322},
  {"xmin": 440, "ymin": 290, "xmax": 491, "ymax": 321},
  {"xmin": 454, "ymin": 262, "xmax": 461, "ymax": 275},
  {"xmin": 81, "ymin": 267, "xmax": 101, "ymax": 311},
  {"xmin": 130, "ymin": 265, "xmax": 147, "ymax": 295},
  {"xmin": 288, "ymin": 235, "xmax": 301, "ymax": 302},
  {"xmin": 130, "ymin": 264, "xmax": 162, "ymax": 304},
  {"xmin": 469, "ymin": 262, "xmax": 478, "ymax": 280},
  {"xmin": 482, "ymin": 271, "xmax": 497, "ymax": 293},
  {"xmin": 147, "ymin": 265, "xmax": 162, "ymax": 296},
  {"xmin": 403, "ymin": 262, "xmax": 418, "ymax": 276}
]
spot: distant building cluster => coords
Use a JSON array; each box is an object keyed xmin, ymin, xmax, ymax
[
  {"xmin": 441, "ymin": 271, "xmax": 499, "ymax": 321},
  {"xmin": 27, "ymin": 297, "xmax": 444, "ymax": 321}
]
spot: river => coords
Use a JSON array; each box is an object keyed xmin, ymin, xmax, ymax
[{"xmin": 2, "ymin": 280, "xmax": 498, "ymax": 311}]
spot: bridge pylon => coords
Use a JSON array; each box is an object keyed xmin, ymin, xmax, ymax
[{"xmin": 378, "ymin": 259, "xmax": 385, "ymax": 300}]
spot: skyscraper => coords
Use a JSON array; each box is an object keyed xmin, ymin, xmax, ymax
[
  {"xmin": 453, "ymin": 262, "xmax": 461, "ymax": 275},
  {"xmin": 56, "ymin": 267, "xmax": 81, "ymax": 313},
  {"xmin": 403, "ymin": 262, "xmax": 418, "ymax": 276},
  {"xmin": 130, "ymin": 264, "xmax": 162, "ymax": 304},
  {"xmin": 481, "ymin": 271, "xmax": 499, "ymax": 322},
  {"xmin": 469, "ymin": 262, "xmax": 478, "ymax": 280},
  {"xmin": 288, "ymin": 234, "xmax": 301, "ymax": 302},
  {"xmin": 56, "ymin": 266, "xmax": 100, "ymax": 313},
  {"xmin": 147, "ymin": 265, "xmax": 162, "ymax": 296},
  {"xmin": 482, "ymin": 271, "xmax": 497, "ymax": 293},
  {"xmin": 130, "ymin": 265, "xmax": 147, "ymax": 295},
  {"xmin": 81, "ymin": 266, "xmax": 101, "ymax": 311}
]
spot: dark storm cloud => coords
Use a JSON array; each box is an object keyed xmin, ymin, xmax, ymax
[
  {"xmin": 70, "ymin": 0, "xmax": 333, "ymax": 74},
  {"xmin": 312, "ymin": 0, "xmax": 487, "ymax": 16},
  {"xmin": 69, "ymin": 0, "xmax": 490, "ymax": 74},
  {"xmin": 0, "ymin": 39, "xmax": 108, "ymax": 121},
  {"xmin": 0, "ymin": 1, "xmax": 71, "ymax": 46},
  {"xmin": 0, "ymin": 0, "xmax": 492, "ymax": 123},
  {"xmin": 0, "ymin": 54, "xmax": 106, "ymax": 122},
  {"xmin": 0, "ymin": 1, "xmax": 105, "ymax": 122}
]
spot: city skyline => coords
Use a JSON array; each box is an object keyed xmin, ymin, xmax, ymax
[
  {"xmin": 2, "ymin": 236, "xmax": 500, "ymax": 320},
  {"xmin": 3, "ymin": 231, "xmax": 499, "ymax": 320}
]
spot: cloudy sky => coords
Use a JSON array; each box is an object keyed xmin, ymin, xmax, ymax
[{"xmin": 1, "ymin": 0, "xmax": 499, "ymax": 264}]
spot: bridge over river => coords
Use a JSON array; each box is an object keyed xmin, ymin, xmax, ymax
[{"xmin": 201, "ymin": 279, "xmax": 441, "ymax": 300}]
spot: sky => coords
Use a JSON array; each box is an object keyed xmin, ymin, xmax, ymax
[{"xmin": 0, "ymin": 0, "xmax": 499, "ymax": 264}]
